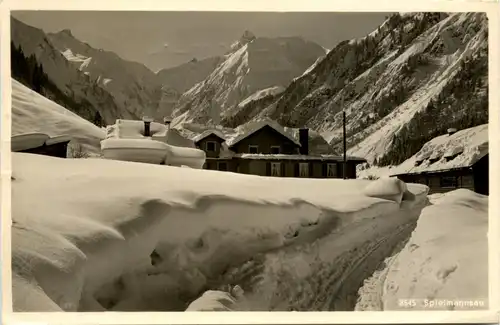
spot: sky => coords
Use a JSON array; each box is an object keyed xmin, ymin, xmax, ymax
[{"xmin": 12, "ymin": 11, "xmax": 389, "ymax": 72}]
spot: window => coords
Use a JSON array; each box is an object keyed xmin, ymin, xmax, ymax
[
  {"xmin": 217, "ymin": 161, "xmax": 228, "ymax": 171},
  {"xmin": 327, "ymin": 163, "xmax": 337, "ymax": 178},
  {"xmin": 270, "ymin": 146, "xmax": 281, "ymax": 155},
  {"xmin": 417, "ymin": 177, "xmax": 428, "ymax": 185},
  {"xmin": 271, "ymin": 162, "xmax": 281, "ymax": 176},
  {"xmin": 299, "ymin": 162, "xmax": 309, "ymax": 177},
  {"xmin": 248, "ymin": 145, "xmax": 259, "ymax": 154},
  {"xmin": 440, "ymin": 175, "xmax": 458, "ymax": 188},
  {"xmin": 206, "ymin": 141, "xmax": 217, "ymax": 152}
]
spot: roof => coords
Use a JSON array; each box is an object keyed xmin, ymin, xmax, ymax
[
  {"xmin": 390, "ymin": 124, "xmax": 488, "ymax": 176},
  {"xmin": 192, "ymin": 129, "xmax": 226, "ymax": 144},
  {"xmin": 11, "ymin": 133, "xmax": 72, "ymax": 152},
  {"xmin": 232, "ymin": 153, "xmax": 366, "ymax": 162},
  {"xmin": 227, "ymin": 119, "xmax": 302, "ymax": 148}
]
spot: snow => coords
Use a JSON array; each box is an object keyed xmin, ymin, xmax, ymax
[
  {"xmin": 11, "ymin": 152, "xmax": 428, "ymax": 311},
  {"xmin": 174, "ymin": 36, "xmax": 325, "ymax": 123},
  {"xmin": 192, "ymin": 129, "xmax": 226, "ymax": 143},
  {"xmin": 11, "ymin": 78, "xmax": 105, "ymax": 154},
  {"xmin": 226, "ymin": 119, "xmax": 301, "ymax": 148},
  {"xmin": 237, "ymin": 86, "xmax": 284, "ymax": 108},
  {"xmin": 392, "ymin": 124, "xmax": 488, "ymax": 175},
  {"xmin": 11, "ymin": 133, "xmax": 72, "ymax": 152},
  {"xmin": 293, "ymin": 55, "xmax": 324, "ymax": 82},
  {"xmin": 105, "ymin": 119, "xmax": 195, "ymax": 147},
  {"xmin": 357, "ymin": 124, "xmax": 488, "ymax": 179},
  {"xmin": 10, "ymin": 133, "xmax": 50, "ymax": 152},
  {"xmin": 363, "ymin": 177, "xmax": 408, "ymax": 205},
  {"xmin": 102, "ymin": 119, "xmax": 205, "ymax": 167},
  {"xmin": 346, "ymin": 16, "xmax": 461, "ymax": 162},
  {"xmin": 356, "ymin": 189, "xmax": 488, "ymax": 310},
  {"xmin": 61, "ymin": 48, "xmax": 92, "ymax": 71}
]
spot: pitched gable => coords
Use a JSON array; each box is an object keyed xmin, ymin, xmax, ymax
[{"xmin": 227, "ymin": 120, "xmax": 301, "ymax": 148}]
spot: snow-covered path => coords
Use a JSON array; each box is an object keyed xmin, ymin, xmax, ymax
[{"xmin": 201, "ymin": 199, "xmax": 423, "ymax": 311}]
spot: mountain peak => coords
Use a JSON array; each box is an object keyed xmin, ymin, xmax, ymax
[
  {"xmin": 240, "ymin": 30, "xmax": 256, "ymax": 44},
  {"xmin": 229, "ymin": 30, "xmax": 257, "ymax": 52},
  {"xmin": 58, "ymin": 29, "xmax": 74, "ymax": 38}
]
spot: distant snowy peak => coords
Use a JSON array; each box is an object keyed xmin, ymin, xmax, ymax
[
  {"xmin": 47, "ymin": 27, "xmax": 165, "ymax": 119},
  {"xmin": 174, "ymin": 35, "xmax": 325, "ymax": 124}
]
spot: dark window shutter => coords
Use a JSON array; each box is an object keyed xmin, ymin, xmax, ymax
[
  {"xmin": 294, "ymin": 162, "xmax": 299, "ymax": 177},
  {"xmin": 281, "ymin": 162, "xmax": 285, "ymax": 177},
  {"xmin": 322, "ymin": 163, "xmax": 327, "ymax": 177},
  {"xmin": 266, "ymin": 162, "xmax": 271, "ymax": 176},
  {"xmin": 308, "ymin": 162, "xmax": 313, "ymax": 178}
]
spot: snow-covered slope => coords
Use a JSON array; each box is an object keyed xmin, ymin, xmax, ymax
[
  {"xmin": 356, "ymin": 189, "xmax": 488, "ymax": 310},
  {"xmin": 10, "ymin": 17, "xmax": 125, "ymax": 125},
  {"xmin": 47, "ymin": 29, "xmax": 164, "ymax": 119},
  {"xmin": 172, "ymin": 32, "xmax": 326, "ymax": 125},
  {"xmin": 11, "ymin": 78, "xmax": 105, "ymax": 154},
  {"xmin": 156, "ymin": 56, "xmax": 223, "ymax": 94},
  {"xmin": 11, "ymin": 152, "xmax": 428, "ymax": 311},
  {"xmin": 226, "ymin": 13, "xmax": 487, "ymax": 165}
]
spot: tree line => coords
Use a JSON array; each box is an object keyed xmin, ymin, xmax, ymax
[{"xmin": 11, "ymin": 42, "xmax": 104, "ymax": 127}]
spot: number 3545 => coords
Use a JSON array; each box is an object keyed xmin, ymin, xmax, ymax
[{"xmin": 398, "ymin": 299, "xmax": 417, "ymax": 307}]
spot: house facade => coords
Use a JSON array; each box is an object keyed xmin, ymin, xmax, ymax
[
  {"xmin": 194, "ymin": 121, "xmax": 365, "ymax": 179},
  {"xmin": 391, "ymin": 124, "xmax": 489, "ymax": 195},
  {"xmin": 392, "ymin": 154, "xmax": 488, "ymax": 195}
]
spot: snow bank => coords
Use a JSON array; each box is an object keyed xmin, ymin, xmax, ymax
[
  {"xmin": 363, "ymin": 177, "xmax": 408, "ymax": 204},
  {"xmin": 356, "ymin": 189, "xmax": 488, "ymax": 311},
  {"xmin": 11, "ymin": 152, "xmax": 428, "ymax": 311},
  {"xmin": 11, "ymin": 79, "xmax": 105, "ymax": 154}
]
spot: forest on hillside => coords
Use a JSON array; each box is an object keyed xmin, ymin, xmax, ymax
[
  {"xmin": 11, "ymin": 41, "xmax": 104, "ymax": 126},
  {"xmin": 377, "ymin": 49, "xmax": 488, "ymax": 166}
]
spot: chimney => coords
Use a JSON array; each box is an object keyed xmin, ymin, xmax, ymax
[
  {"xmin": 142, "ymin": 116, "xmax": 154, "ymax": 137},
  {"xmin": 299, "ymin": 128, "xmax": 309, "ymax": 155},
  {"xmin": 163, "ymin": 116, "xmax": 172, "ymax": 131},
  {"xmin": 447, "ymin": 128, "xmax": 457, "ymax": 136}
]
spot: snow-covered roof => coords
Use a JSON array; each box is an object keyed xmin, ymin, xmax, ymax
[
  {"xmin": 192, "ymin": 129, "xmax": 226, "ymax": 143},
  {"xmin": 233, "ymin": 153, "xmax": 366, "ymax": 161},
  {"xmin": 227, "ymin": 119, "xmax": 302, "ymax": 148},
  {"xmin": 11, "ymin": 132, "xmax": 72, "ymax": 152},
  {"xmin": 391, "ymin": 124, "xmax": 488, "ymax": 175}
]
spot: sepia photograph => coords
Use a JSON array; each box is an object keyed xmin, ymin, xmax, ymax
[{"xmin": 3, "ymin": 1, "xmax": 494, "ymax": 319}]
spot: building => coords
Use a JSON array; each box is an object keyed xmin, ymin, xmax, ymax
[
  {"xmin": 390, "ymin": 124, "xmax": 488, "ymax": 195},
  {"xmin": 11, "ymin": 133, "xmax": 71, "ymax": 158},
  {"xmin": 193, "ymin": 120, "xmax": 366, "ymax": 178}
]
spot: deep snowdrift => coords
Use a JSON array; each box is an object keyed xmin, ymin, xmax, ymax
[
  {"xmin": 355, "ymin": 189, "xmax": 488, "ymax": 311},
  {"xmin": 11, "ymin": 153, "xmax": 428, "ymax": 312},
  {"xmin": 11, "ymin": 79, "xmax": 105, "ymax": 154}
]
